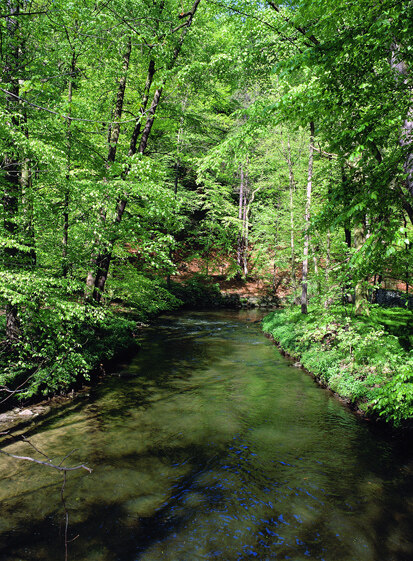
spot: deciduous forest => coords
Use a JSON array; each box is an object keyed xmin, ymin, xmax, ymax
[{"xmin": 1, "ymin": 0, "xmax": 413, "ymax": 425}]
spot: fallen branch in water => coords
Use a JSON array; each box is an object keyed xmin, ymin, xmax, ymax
[
  {"xmin": 0, "ymin": 436, "xmax": 92, "ymax": 561},
  {"xmin": 0, "ymin": 448, "xmax": 92, "ymax": 472}
]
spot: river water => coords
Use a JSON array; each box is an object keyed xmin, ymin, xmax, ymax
[{"xmin": 0, "ymin": 310, "xmax": 412, "ymax": 561}]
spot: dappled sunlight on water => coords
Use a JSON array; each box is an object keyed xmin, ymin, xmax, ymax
[{"xmin": 0, "ymin": 310, "xmax": 412, "ymax": 560}]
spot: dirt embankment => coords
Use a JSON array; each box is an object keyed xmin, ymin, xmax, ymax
[{"xmin": 171, "ymin": 254, "xmax": 291, "ymax": 303}]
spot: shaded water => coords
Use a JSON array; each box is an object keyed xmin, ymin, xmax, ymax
[{"xmin": 1, "ymin": 310, "xmax": 413, "ymax": 561}]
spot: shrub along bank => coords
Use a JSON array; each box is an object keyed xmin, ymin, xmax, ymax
[
  {"xmin": 262, "ymin": 305, "xmax": 413, "ymax": 427},
  {"xmin": 0, "ymin": 275, "xmax": 182, "ymax": 406},
  {"xmin": 0, "ymin": 275, "xmax": 234, "ymax": 407}
]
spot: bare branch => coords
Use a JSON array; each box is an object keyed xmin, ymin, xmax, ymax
[
  {"xmin": 267, "ymin": 1, "xmax": 320, "ymax": 47},
  {"xmin": 21, "ymin": 436, "xmax": 52, "ymax": 460},
  {"xmin": 0, "ymin": 449, "xmax": 92, "ymax": 473},
  {"xmin": 0, "ymin": 88, "xmax": 139, "ymax": 124}
]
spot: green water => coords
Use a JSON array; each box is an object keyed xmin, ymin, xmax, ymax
[{"xmin": 0, "ymin": 310, "xmax": 412, "ymax": 561}]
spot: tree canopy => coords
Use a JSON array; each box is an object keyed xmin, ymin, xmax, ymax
[{"xmin": 1, "ymin": 0, "xmax": 412, "ymax": 423}]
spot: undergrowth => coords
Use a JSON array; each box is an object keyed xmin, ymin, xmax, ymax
[
  {"xmin": 262, "ymin": 304, "xmax": 413, "ymax": 426},
  {"xmin": 0, "ymin": 271, "xmax": 183, "ymax": 405}
]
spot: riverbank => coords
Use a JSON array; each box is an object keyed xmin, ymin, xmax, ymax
[
  {"xmin": 0, "ymin": 272, "xmax": 279, "ymax": 414},
  {"xmin": 262, "ymin": 305, "xmax": 413, "ymax": 427}
]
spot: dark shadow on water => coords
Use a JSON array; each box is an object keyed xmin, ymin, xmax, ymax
[{"xmin": 1, "ymin": 311, "xmax": 413, "ymax": 561}]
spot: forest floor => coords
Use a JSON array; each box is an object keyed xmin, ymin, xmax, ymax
[{"xmin": 171, "ymin": 256, "xmax": 291, "ymax": 299}]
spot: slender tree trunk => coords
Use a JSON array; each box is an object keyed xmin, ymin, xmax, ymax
[
  {"xmin": 323, "ymin": 230, "xmax": 331, "ymax": 308},
  {"xmin": 326, "ymin": 231, "xmax": 331, "ymax": 282},
  {"xmin": 301, "ymin": 122, "xmax": 314, "ymax": 314},
  {"xmin": 237, "ymin": 164, "xmax": 245, "ymax": 271},
  {"xmin": 167, "ymin": 98, "xmax": 186, "ymax": 287},
  {"xmin": 129, "ymin": 58, "xmax": 156, "ymax": 156},
  {"xmin": 90, "ymin": 0, "xmax": 202, "ymax": 300},
  {"xmin": 237, "ymin": 162, "xmax": 250, "ymax": 277},
  {"xmin": 129, "ymin": 0, "xmax": 164, "ymax": 156},
  {"xmin": 404, "ymin": 215, "xmax": 410, "ymax": 296},
  {"xmin": 85, "ymin": 38, "xmax": 132, "ymax": 300},
  {"xmin": 167, "ymin": 161, "xmax": 179, "ymax": 289},
  {"xmin": 345, "ymin": 227, "xmax": 352, "ymax": 249},
  {"xmin": 107, "ymin": 39, "xmax": 131, "ymax": 163},
  {"xmin": 242, "ymin": 164, "xmax": 249, "ymax": 277},
  {"xmin": 354, "ymin": 221, "xmax": 370, "ymax": 316},
  {"xmin": 286, "ymin": 137, "xmax": 297, "ymax": 293},
  {"xmin": 311, "ymin": 242, "xmax": 320, "ymax": 294}
]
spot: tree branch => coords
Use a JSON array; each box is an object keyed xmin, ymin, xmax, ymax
[
  {"xmin": 0, "ymin": 449, "xmax": 92, "ymax": 473},
  {"xmin": 267, "ymin": 1, "xmax": 320, "ymax": 47},
  {"xmin": 0, "ymin": 11, "xmax": 47, "ymax": 18}
]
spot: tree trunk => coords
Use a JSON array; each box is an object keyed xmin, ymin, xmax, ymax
[
  {"xmin": 237, "ymin": 161, "xmax": 250, "ymax": 278},
  {"xmin": 323, "ymin": 230, "xmax": 331, "ymax": 308},
  {"xmin": 85, "ymin": 38, "xmax": 132, "ymax": 301},
  {"xmin": 354, "ymin": 222, "xmax": 370, "ymax": 316},
  {"xmin": 237, "ymin": 164, "xmax": 245, "ymax": 271},
  {"xmin": 90, "ymin": 0, "xmax": 202, "ymax": 300},
  {"xmin": 301, "ymin": 122, "xmax": 314, "ymax": 314},
  {"xmin": 242, "ymin": 165, "xmax": 249, "ymax": 277},
  {"xmin": 326, "ymin": 230, "xmax": 331, "ymax": 283},
  {"xmin": 344, "ymin": 227, "xmax": 352, "ymax": 249},
  {"xmin": 167, "ymin": 98, "xmax": 187, "ymax": 287},
  {"xmin": 286, "ymin": 137, "xmax": 297, "ymax": 293},
  {"xmin": 129, "ymin": 58, "xmax": 156, "ymax": 157}
]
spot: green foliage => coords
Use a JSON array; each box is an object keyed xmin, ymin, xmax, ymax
[
  {"xmin": 0, "ymin": 272, "xmax": 136, "ymax": 397},
  {"xmin": 372, "ymin": 365, "xmax": 413, "ymax": 427},
  {"xmin": 1, "ymin": 0, "xmax": 412, "ymax": 428},
  {"xmin": 107, "ymin": 263, "xmax": 182, "ymax": 317},
  {"xmin": 263, "ymin": 304, "xmax": 413, "ymax": 426},
  {"xmin": 168, "ymin": 275, "xmax": 228, "ymax": 309}
]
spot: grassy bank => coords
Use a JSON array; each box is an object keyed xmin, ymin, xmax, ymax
[{"xmin": 262, "ymin": 305, "xmax": 413, "ymax": 426}]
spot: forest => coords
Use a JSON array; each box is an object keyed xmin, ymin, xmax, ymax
[{"xmin": 1, "ymin": 0, "xmax": 413, "ymax": 426}]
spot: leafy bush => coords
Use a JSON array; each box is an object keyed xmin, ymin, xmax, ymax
[
  {"xmin": 168, "ymin": 275, "xmax": 227, "ymax": 308},
  {"xmin": 106, "ymin": 264, "xmax": 182, "ymax": 318},
  {"xmin": 0, "ymin": 273, "xmax": 135, "ymax": 399},
  {"xmin": 0, "ymin": 265, "xmax": 187, "ymax": 402}
]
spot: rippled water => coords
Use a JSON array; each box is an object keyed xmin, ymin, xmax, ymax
[{"xmin": 1, "ymin": 310, "xmax": 412, "ymax": 561}]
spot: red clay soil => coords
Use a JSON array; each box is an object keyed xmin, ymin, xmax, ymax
[
  {"xmin": 171, "ymin": 255, "xmax": 412, "ymax": 299},
  {"xmin": 171, "ymin": 256, "xmax": 292, "ymax": 299}
]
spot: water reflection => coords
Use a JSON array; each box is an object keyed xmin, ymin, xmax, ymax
[{"xmin": 0, "ymin": 310, "xmax": 412, "ymax": 560}]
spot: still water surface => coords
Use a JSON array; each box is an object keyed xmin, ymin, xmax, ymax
[{"xmin": 0, "ymin": 310, "xmax": 412, "ymax": 561}]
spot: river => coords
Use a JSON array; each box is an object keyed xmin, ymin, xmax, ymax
[{"xmin": 0, "ymin": 310, "xmax": 412, "ymax": 561}]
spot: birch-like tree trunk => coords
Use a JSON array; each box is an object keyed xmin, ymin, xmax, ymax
[
  {"xmin": 354, "ymin": 221, "xmax": 370, "ymax": 316},
  {"xmin": 237, "ymin": 163, "xmax": 245, "ymax": 272},
  {"xmin": 301, "ymin": 122, "xmax": 314, "ymax": 314},
  {"xmin": 286, "ymin": 138, "xmax": 297, "ymax": 293}
]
